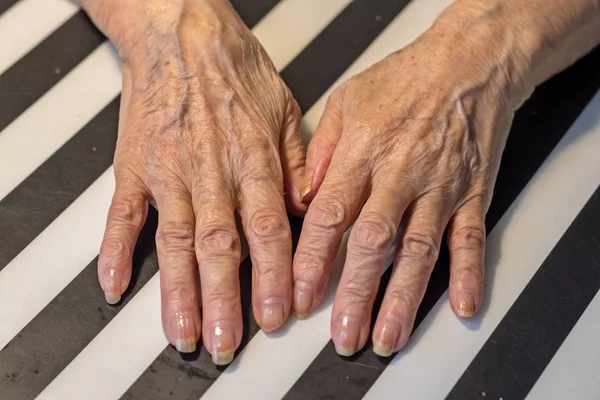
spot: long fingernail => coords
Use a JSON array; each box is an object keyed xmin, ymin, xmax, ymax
[
  {"xmin": 173, "ymin": 311, "xmax": 197, "ymax": 353},
  {"xmin": 262, "ymin": 298, "xmax": 285, "ymax": 332},
  {"xmin": 373, "ymin": 321, "xmax": 402, "ymax": 357},
  {"xmin": 211, "ymin": 323, "xmax": 236, "ymax": 365},
  {"xmin": 104, "ymin": 268, "xmax": 121, "ymax": 305},
  {"xmin": 293, "ymin": 281, "xmax": 313, "ymax": 319},
  {"xmin": 456, "ymin": 290, "xmax": 475, "ymax": 317},
  {"xmin": 334, "ymin": 315, "xmax": 361, "ymax": 356}
]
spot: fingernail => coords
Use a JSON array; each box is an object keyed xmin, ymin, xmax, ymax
[
  {"xmin": 300, "ymin": 172, "xmax": 313, "ymax": 203},
  {"xmin": 334, "ymin": 315, "xmax": 361, "ymax": 357},
  {"xmin": 300, "ymin": 183, "xmax": 312, "ymax": 203},
  {"xmin": 373, "ymin": 321, "xmax": 402, "ymax": 357},
  {"xmin": 173, "ymin": 311, "xmax": 197, "ymax": 353},
  {"xmin": 293, "ymin": 281, "xmax": 313, "ymax": 319},
  {"xmin": 104, "ymin": 268, "xmax": 121, "ymax": 305},
  {"xmin": 211, "ymin": 323, "xmax": 236, "ymax": 365},
  {"xmin": 262, "ymin": 298, "xmax": 285, "ymax": 332},
  {"xmin": 456, "ymin": 290, "xmax": 475, "ymax": 317}
]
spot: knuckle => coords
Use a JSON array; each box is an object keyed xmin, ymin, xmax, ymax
[
  {"xmin": 156, "ymin": 221, "xmax": 195, "ymax": 253},
  {"xmin": 249, "ymin": 209, "xmax": 290, "ymax": 241},
  {"xmin": 195, "ymin": 227, "xmax": 240, "ymax": 260},
  {"xmin": 309, "ymin": 196, "xmax": 348, "ymax": 231},
  {"xmin": 203, "ymin": 286, "xmax": 239, "ymax": 310},
  {"xmin": 349, "ymin": 212, "xmax": 396, "ymax": 255},
  {"xmin": 164, "ymin": 279, "xmax": 196, "ymax": 308},
  {"xmin": 400, "ymin": 231, "xmax": 440, "ymax": 264},
  {"xmin": 99, "ymin": 237, "xmax": 133, "ymax": 266},
  {"xmin": 109, "ymin": 196, "xmax": 144, "ymax": 227},
  {"xmin": 294, "ymin": 254, "xmax": 326, "ymax": 281},
  {"xmin": 451, "ymin": 225, "xmax": 486, "ymax": 252},
  {"xmin": 385, "ymin": 288, "xmax": 420, "ymax": 313},
  {"xmin": 340, "ymin": 280, "xmax": 374, "ymax": 304},
  {"xmin": 456, "ymin": 264, "xmax": 485, "ymax": 285}
]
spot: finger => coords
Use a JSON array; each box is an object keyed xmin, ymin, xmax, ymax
[
  {"xmin": 300, "ymin": 86, "xmax": 345, "ymax": 204},
  {"xmin": 372, "ymin": 195, "xmax": 451, "ymax": 356},
  {"xmin": 238, "ymin": 146, "xmax": 293, "ymax": 332},
  {"xmin": 448, "ymin": 195, "xmax": 487, "ymax": 318},
  {"xmin": 279, "ymin": 98, "xmax": 307, "ymax": 216},
  {"xmin": 331, "ymin": 184, "xmax": 412, "ymax": 356},
  {"xmin": 293, "ymin": 150, "xmax": 369, "ymax": 318},
  {"xmin": 193, "ymin": 182, "xmax": 243, "ymax": 366},
  {"xmin": 98, "ymin": 177, "xmax": 148, "ymax": 304},
  {"xmin": 155, "ymin": 188, "xmax": 201, "ymax": 354}
]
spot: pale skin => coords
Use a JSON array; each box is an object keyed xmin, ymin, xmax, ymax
[{"xmin": 75, "ymin": 0, "xmax": 600, "ymax": 363}]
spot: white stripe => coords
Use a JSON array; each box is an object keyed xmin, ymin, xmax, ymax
[
  {"xmin": 0, "ymin": 0, "xmax": 78, "ymax": 76},
  {"xmin": 364, "ymin": 90, "xmax": 600, "ymax": 399},
  {"xmin": 252, "ymin": 0, "xmax": 352, "ymax": 71},
  {"xmin": 0, "ymin": 43, "xmax": 121, "ymax": 202},
  {"xmin": 527, "ymin": 290, "xmax": 600, "ymax": 399},
  {"xmin": 0, "ymin": 168, "xmax": 114, "ymax": 350},
  {"xmin": 203, "ymin": 1, "xmax": 453, "ymax": 399},
  {"xmin": 21, "ymin": 1, "xmax": 351, "ymax": 398}
]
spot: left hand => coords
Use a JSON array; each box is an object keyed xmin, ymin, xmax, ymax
[{"xmin": 292, "ymin": 20, "xmax": 524, "ymax": 356}]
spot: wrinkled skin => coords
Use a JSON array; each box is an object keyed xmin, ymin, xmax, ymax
[
  {"xmin": 293, "ymin": 0, "xmax": 600, "ymax": 357},
  {"xmin": 293, "ymin": 27, "xmax": 517, "ymax": 356},
  {"xmin": 95, "ymin": 1, "xmax": 306, "ymax": 365}
]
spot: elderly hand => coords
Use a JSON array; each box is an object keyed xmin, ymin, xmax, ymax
[
  {"xmin": 90, "ymin": 0, "xmax": 305, "ymax": 364},
  {"xmin": 293, "ymin": 5, "xmax": 531, "ymax": 357},
  {"xmin": 294, "ymin": 0, "xmax": 600, "ymax": 358}
]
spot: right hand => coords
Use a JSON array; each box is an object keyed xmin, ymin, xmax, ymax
[{"xmin": 92, "ymin": 0, "xmax": 306, "ymax": 365}]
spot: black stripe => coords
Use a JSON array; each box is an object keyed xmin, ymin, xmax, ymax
[
  {"xmin": 447, "ymin": 185, "xmax": 600, "ymax": 399},
  {"xmin": 0, "ymin": 0, "xmax": 18, "ymax": 16},
  {"xmin": 284, "ymin": 45, "xmax": 600, "ymax": 400},
  {"xmin": 281, "ymin": 0, "xmax": 411, "ymax": 113},
  {"xmin": 0, "ymin": 1, "xmax": 280, "ymax": 398},
  {"xmin": 229, "ymin": 0, "xmax": 279, "ymax": 28},
  {"xmin": 0, "ymin": 97, "xmax": 119, "ymax": 271},
  {"xmin": 0, "ymin": 11, "xmax": 104, "ymax": 133}
]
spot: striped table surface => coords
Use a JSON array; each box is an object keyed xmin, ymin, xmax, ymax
[{"xmin": 0, "ymin": 0, "xmax": 598, "ymax": 399}]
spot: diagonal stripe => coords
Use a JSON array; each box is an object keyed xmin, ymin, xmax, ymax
[
  {"xmin": 447, "ymin": 186, "xmax": 600, "ymax": 399},
  {"xmin": 0, "ymin": 43, "xmax": 121, "ymax": 204},
  {"xmin": 527, "ymin": 290, "xmax": 600, "ymax": 399},
  {"xmin": 0, "ymin": 98, "xmax": 119, "ymax": 270},
  {"xmin": 281, "ymin": 0, "xmax": 411, "ymax": 113},
  {"xmin": 363, "ymin": 89, "xmax": 600, "ymax": 399},
  {"xmin": 0, "ymin": 11, "xmax": 104, "ymax": 132},
  {"xmin": 0, "ymin": 0, "xmax": 19, "ymax": 16},
  {"xmin": 0, "ymin": 0, "xmax": 78, "ymax": 76},
  {"xmin": 0, "ymin": 208, "xmax": 158, "ymax": 400}
]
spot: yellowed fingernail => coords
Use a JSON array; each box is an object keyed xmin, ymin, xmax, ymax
[
  {"xmin": 373, "ymin": 321, "xmax": 401, "ymax": 357},
  {"xmin": 334, "ymin": 315, "xmax": 360, "ymax": 357},
  {"xmin": 105, "ymin": 292, "xmax": 121, "ymax": 305},
  {"xmin": 175, "ymin": 338, "xmax": 196, "ymax": 353},
  {"xmin": 103, "ymin": 268, "xmax": 122, "ymax": 305},
  {"xmin": 211, "ymin": 324, "xmax": 236, "ymax": 365},
  {"xmin": 300, "ymin": 183, "xmax": 312, "ymax": 203},
  {"xmin": 293, "ymin": 282, "xmax": 313, "ymax": 318},
  {"xmin": 457, "ymin": 290, "xmax": 475, "ymax": 317},
  {"xmin": 173, "ymin": 311, "xmax": 197, "ymax": 353},
  {"xmin": 262, "ymin": 299, "xmax": 285, "ymax": 332}
]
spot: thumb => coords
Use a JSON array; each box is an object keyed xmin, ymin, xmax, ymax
[
  {"xmin": 280, "ymin": 98, "xmax": 308, "ymax": 216},
  {"xmin": 301, "ymin": 87, "xmax": 344, "ymax": 204}
]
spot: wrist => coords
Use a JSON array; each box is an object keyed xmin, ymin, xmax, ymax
[{"xmin": 429, "ymin": 1, "xmax": 545, "ymax": 109}]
